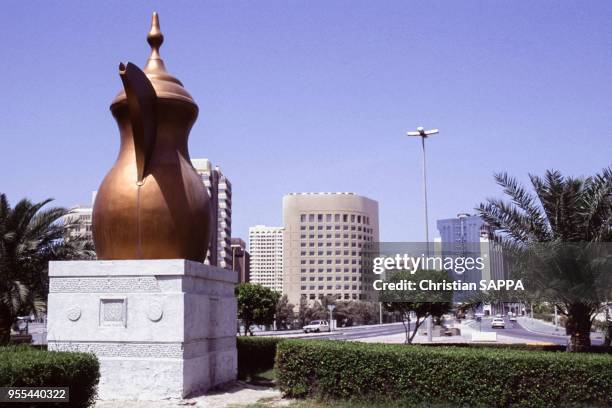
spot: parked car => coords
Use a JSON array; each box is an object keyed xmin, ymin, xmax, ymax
[
  {"xmin": 303, "ymin": 320, "xmax": 330, "ymax": 333},
  {"xmin": 491, "ymin": 318, "xmax": 505, "ymax": 329}
]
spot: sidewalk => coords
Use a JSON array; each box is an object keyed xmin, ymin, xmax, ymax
[
  {"xmin": 517, "ymin": 317, "xmax": 604, "ymax": 341},
  {"xmin": 95, "ymin": 381, "xmax": 283, "ymax": 408}
]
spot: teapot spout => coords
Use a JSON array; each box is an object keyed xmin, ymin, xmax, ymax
[{"xmin": 119, "ymin": 62, "xmax": 157, "ymax": 183}]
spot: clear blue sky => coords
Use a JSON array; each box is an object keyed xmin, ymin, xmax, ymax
[{"xmin": 1, "ymin": 1, "xmax": 611, "ymax": 242}]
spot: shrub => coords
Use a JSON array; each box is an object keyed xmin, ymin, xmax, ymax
[
  {"xmin": 276, "ymin": 340, "xmax": 612, "ymax": 408},
  {"xmin": 237, "ymin": 336, "xmax": 284, "ymax": 380},
  {"xmin": 0, "ymin": 346, "xmax": 99, "ymax": 407}
]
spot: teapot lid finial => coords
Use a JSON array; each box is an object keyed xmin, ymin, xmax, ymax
[
  {"xmin": 143, "ymin": 12, "xmax": 170, "ymax": 76},
  {"xmin": 147, "ymin": 12, "xmax": 164, "ymax": 61}
]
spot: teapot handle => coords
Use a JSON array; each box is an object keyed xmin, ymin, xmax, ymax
[{"xmin": 119, "ymin": 62, "xmax": 157, "ymax": 183}]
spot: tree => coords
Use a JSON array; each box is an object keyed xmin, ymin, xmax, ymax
[
  {"xmin": 334, "ymin": 301, "xmax": 379, "ymax": 327},
  {"xmin": 297, "ymin": 296, "xmax": 308, "ymax": 328},
  {"xmin": 235, "ymin": 283, "xmax": 280, "ymax": 335},
  {"xmin": 477, "ymin": 168, "xmax": 612, "ymax": 351},
  {"xmin": 0, "ymin": 194, "xmax": 95, "ymax": 344},
  {"xmin": 381, "ymin": 269, "xmax": 453, "ymax": 344},
  {"xmin": 275, "ymin": 294, "xmax": 295, "ymax": 330},
  {"xmin": 304, "ymin": 300, "xmax": 327, "ymax": 323},
  {"xmin": 334, "ymin": 301, "xmax": 354, "ymax": 327}
]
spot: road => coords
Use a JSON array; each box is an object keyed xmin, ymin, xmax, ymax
[
  {"xmin": 311, "ymin": 322, "xmax": 409, "ymax": 340},
  {"xmin": 278, "ymin": 318, "xmax": 604, "ymax": 345}
]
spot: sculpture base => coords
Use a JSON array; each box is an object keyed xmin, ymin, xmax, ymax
[{"xmin": 47, "ymin": 259, "xmax": 237, "ymax": 400}]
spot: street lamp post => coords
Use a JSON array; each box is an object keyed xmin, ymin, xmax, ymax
[
  {"xmin": 406, "ymin": 126, "xmax": 439, "ymax": 256},
  {"xmin": 407, "ymin": 126, "xmax": 439, "ymax": 343}
]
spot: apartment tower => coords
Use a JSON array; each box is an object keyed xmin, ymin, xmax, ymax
[
  {"xmin": 192, "ymin": 158, "xmax": 232, "ymax": 268},
  {"xmin": 248, "ymin": 225, "xmax": 284, "ymax": 292}
]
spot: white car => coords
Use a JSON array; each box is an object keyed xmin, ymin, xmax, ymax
[
  {"xmin": 509, "ymin": 316, "xmax": 517, "ymax": 322},
  {"xmin": 491, "ymin": 318, "xmax": 505, "ymax": 329},
  {"xmin": 303, "ymin": 320, "xmax": 330, "ymax": 333}
]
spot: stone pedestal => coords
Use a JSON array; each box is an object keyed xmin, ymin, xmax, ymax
[{"xmin": 47, "ymin": 260, "xmax": 237, "ymax": 400}]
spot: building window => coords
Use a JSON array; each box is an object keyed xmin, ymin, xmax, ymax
[{"xmin": 300, "ymin": 214, "xmax": 306, "ymax": 222}]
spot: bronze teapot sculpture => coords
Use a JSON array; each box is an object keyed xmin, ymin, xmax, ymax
[{"xmin": 92, "ymin": 13, "xmax": 211, "ymax": 262}]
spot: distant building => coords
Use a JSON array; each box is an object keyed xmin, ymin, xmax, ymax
[
  {"xmin": 436, "ymin": 213, "xmax": 503, "ymax": 302},
  {"xmin": 249, "ymin": 225, "xmax": 284, "ymax": 292},
  {"xmin": 192, "ymin": 158, "xmax": 232, "ymax": 269},
  {"xmin": 282, "ymin": 192, "xmax": 379, "ymax": 306},
  {"xmin": 436, "ymin": 213, "xmax": 486, "ymax": 253},
  {"xmin": 230, "ymin": 237, "xmax": 250, "ymax": 283},
  {"xmin": 64, "ymin": 205, "xmax": 93, "ymax": 240}
]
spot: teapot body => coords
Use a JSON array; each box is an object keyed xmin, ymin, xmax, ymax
[{"xmin": 92, "ymin": 98, "xmax": 211, "ymax": 262}]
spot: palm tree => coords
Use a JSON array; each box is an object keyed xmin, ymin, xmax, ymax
[
  {"xmin": 477, "ymin": 168, "xmax": 611, "ymax": 351},
  {"xmin": 0, "ymin": 194, "xmax": 95, "ymax": 344}
]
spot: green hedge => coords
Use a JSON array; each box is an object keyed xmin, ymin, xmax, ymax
[
  {"xmin": 276, "ymin": 340, "xmax": 612, "ymax": 408},
  {"xmin": 0, "ymin": 346, "xmax": 100, "ymax": 408},
  {"xmin": 237, "ymin": 336, "xmax": 284, "ymax": 380}
]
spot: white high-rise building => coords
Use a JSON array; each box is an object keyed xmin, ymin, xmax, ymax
[
  {"xmin": 192, "ymin": 158, "xmax": 232, "ymax": 269},
  {"xmin": 248, "ymin": 225, "xmax": 284, "ymax": 292}
]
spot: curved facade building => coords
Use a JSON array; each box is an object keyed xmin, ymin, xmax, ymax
[{"xmin": 282, "ymin": 193, "xmax": 379, "ymax": 306}]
